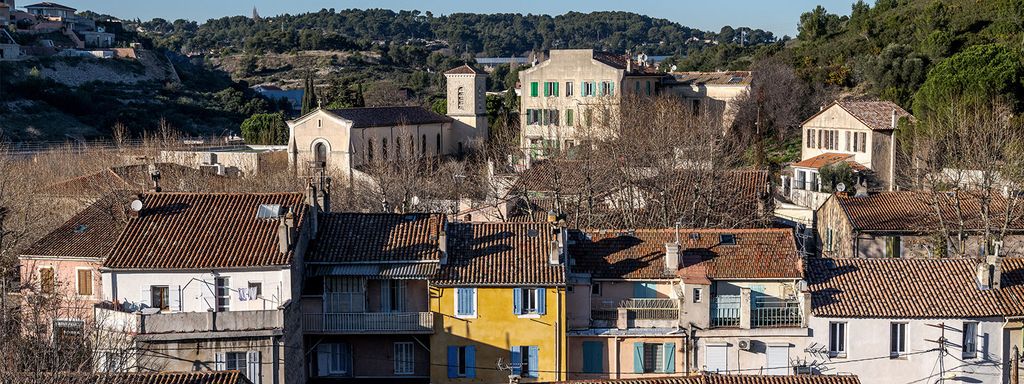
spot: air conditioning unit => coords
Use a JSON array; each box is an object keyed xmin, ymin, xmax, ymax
[{"xmin": 737, "ymin": 339, "xmax": 752, "ymax": 351}]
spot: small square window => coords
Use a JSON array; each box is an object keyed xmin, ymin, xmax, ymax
[
  {"xmin": 692, "ymin": 288, "xmax": 703, "ymax": 303},
  {"xmin": 591, "ymin": 283, "xmax": 602, "ymax": 296}
]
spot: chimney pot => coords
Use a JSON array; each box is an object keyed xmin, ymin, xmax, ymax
[{"xmin": 664, "ymin": 242, "xmax": 680, "ymax": 275}]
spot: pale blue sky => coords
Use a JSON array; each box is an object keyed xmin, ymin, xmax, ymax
[{"xmin": 49, "ymin": 0, "xmax": 854, "ymax": 36}]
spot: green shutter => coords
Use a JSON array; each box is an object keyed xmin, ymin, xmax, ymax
[
  {"xmin": 663, "ymin": 343, "xmax": 675, "ymax": 373},
  {"xmin": 543, "ymin": 82, "xmax": 550, "ymax": 97},
  {"xmin": 583, "ymin": 341, "xmax": 603, "ymax": 373},
  {"xmin": 633, "ymin": 343, "xmax": 644, "ymax": 373},
  {"xmin": 554, "ymin": 82, "xmax": 559, "ymax": 97},
  {"xmin": 531, "ymin": 82, "xmax": 538, "ymax": 97},
  {"xmin": 566, "ymin": 110, "xmax": 573, "ymax": 126},
  {"xmin": 610, "ymin": 82, "xmax": 615, "ymax": 96}
]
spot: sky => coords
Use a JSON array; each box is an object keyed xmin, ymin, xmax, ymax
[{"xmin": 52, "ymin": 0, "xmax": 854, "ymax": 37}]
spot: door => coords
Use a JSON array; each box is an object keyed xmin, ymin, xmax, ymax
[
  {"xmin": 705, "ymin": 344, "xmax": 728, "ymax": 373},
  {"xmin": 766, "ymin": 344, "xmax": 790, "ymax": 375}
]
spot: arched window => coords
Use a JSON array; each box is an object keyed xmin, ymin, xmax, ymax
[
  {"xmin": 457, "ymin": 86, "xmax": 465, "ymax": 110},
  {"xmin": 436, "ymin": 133, "xmax": 441, "ymax": 155},
  {"xmin": 421, "ymin": 135, "xmax": 427, "ymax": 156},
  {"xmin": 314, "ymin": 142, "xmax": 327, "ymax": 165},
  {"xmin": 382, "ymin": 138, "xmax": 389, "ymax": 160},
  {"xmin": 367, "ymin": 140, "xmax": 374, "ymax": 163}
]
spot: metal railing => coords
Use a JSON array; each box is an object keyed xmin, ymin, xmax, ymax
[
  {"xmin": 752, "ymin": 298, "xmax": 802, "ymax": 328},
  {"xmin": 711, "ymin": 295, "xmax": 741, "ymax": 328},
  {"xmin": 303, "ymin": 312, "xmax": 433, "ymax": 334},
  {"xmin": 620, "ymin": 298, "xmax": 678, "ymax": 320}
]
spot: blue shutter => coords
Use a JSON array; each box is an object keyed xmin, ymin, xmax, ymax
[
  {"xmin": 633, "ymin": 342, "xmax": 644, "ymax": 373},
  {"xmin": 465, "ymin": 346, "xmax": 476, "ymax": 378},
  {"xmin": 513, "ymin": 288, "xmax": 522, "ymax": 315},
  {"xmin": 538, "ymin": 288, "xmax": 547, "ymax": 315},
  {"xmin": 447, "ymin": 346, "xmax": 458, "ymax": 378},
  {"xmin": 580, "ymin": 82, "xmax": 585, "ymax": 96},
  {"xmin": 583, "ymin": 341, "xmax": 603, "ymax": 373},
  {"xmin": 610, "ymin": 82, "xmax": 615, "ymax": 96},
  {"xmin": 510, "ymin": 346, "xmax": 522, "ymax": 375},
  {"xmin": 663, "ymin": 343, "xmax": 675, "ymax": 373},
  {"xmin": 528, "ymin": 346, "xmax": 539, "ymax": 378},
  {"xmin": 456, "ymin": 288, "xmax": 467, "ymax": 315}
]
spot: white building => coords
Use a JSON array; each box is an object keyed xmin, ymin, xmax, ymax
[
  {"xmin": 96, "ymin": 191, "xmax": 321, "ymax": 384},
  {"xmin": 807, "ymin": 257, "xmax": 1024, "ymax": 384}
]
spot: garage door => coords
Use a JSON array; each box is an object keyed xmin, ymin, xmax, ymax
[
  {"xmin": 766, "ymin": 344, "xmax": 790, "ymax": 375},
  {"xmin": 705, "ymin": 344, "xmax": 728, "ymax": 373}
]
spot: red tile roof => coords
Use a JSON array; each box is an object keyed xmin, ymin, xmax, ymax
[
  {"xmin": 809, "ymin": 257, "xmax": 1007, "ymax": 318},
  {"xmin": 432, "ymin": 222, "xmax": 566, "ymax": 286},
  {"xmin": 104, "ymin": 192, "xmax": 306, "ymax": 270},
  {"xmin": 445, "ymin": 64, "xmax": 487, "ymax": 75},
  {"xmin": 803, "ymin": 100, "xmax": 912, "ymax": 131},
  {"xmin": 308, "ymin": 213, "xmax": 444, "ymax": 263},
  {"xmin": 570, "ymin": 228, "xmax": 802, "ymax": 280},
  {"xmin": 327, "ymin": 106, "xmax": 452, "ymax": 128},
  {"xmin": 22, "ymin": 192, "xmax": 130, "ymax": 259},
  {"xmin": 833, "ymin": 191, "xmax": 1024, "ymax": 232},
  {"xmin": 42, "ymin": 163, "xmax": 225, "ymax": 197},
  {"xmin": 9, "ymin": 371, "xmax": 251, "ymax": 384},
  {"xmin": 543, "ymin": 373, "xmax": 860, "ymax": 384},
  {"xmin": 791, "ymin": 153, "xmax": 867, "ymax": 171}
]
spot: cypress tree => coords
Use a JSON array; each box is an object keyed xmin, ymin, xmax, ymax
[{"xmin": 301, "ymin": 72, "xmax": 319, "ymax": 115}]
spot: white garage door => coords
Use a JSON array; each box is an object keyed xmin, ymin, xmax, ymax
[
  {"xmin": 705, "ymin": 344, "xmax": 728, "ymax": 373},
  {"xmin": 766, "ymin": 344, "xmax": 790, "ymax": 375}
]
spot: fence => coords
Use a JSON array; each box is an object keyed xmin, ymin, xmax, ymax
[
  {"xmin": 752, "ymin": 298, "xmax": 802, "ymax": 328},
  {"xmin": 711, "ymin": 295, "xmax": 741, "ymax": 328}
]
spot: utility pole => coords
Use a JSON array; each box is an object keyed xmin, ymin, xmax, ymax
[
  {"xmin": 1013, "ymin": 346, "xmax": 1020, "ymax": 384},
  {"xmin": 926, "ymin": 322, "xmax": 948, "ymax": 384}
]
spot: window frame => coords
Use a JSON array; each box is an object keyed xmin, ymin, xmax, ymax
[
  {"xmin": 641, "ymin": 343, "xmax": 665, "ymax": 373},
  {"xmin": 962, "ymin": 322, "xmax": 978, "ymax": 359},
  {"xmin": 520, "ymin": 287, "xmax": 541, "ymax": 315},
  {"xmin": 829, "ymin": 321, "xmax": 847, "ymax": 358},
  {"xmin": 890, "ymin": 322, "xmax": 908, "ymax": 358},
  {"xmin": 76, "ymin": 267, "xmax": 94, "ymax": 297},
  {"xmin": 394, "ymin": 342, "xmax": 415, "ymax": 375},
  {"xmin": 454, "ymin": 287, "xmax": 477, "ymax": 319},
  {"xmin": 215, "ymin": 277, "xmax": 231, "ymax": 312},
  {"xmin": 151, "ymin": 285, "xmax": 170, "ymax": 311},
  {"xmin": 564, "ymin": 81, "xmax": 573, "ymax": 97},
  {"xmin": 224, "ymin": 351, "xmax": 248, "ymax": 378},
  {"xmin": 248, "ymin": 281, "xmax": 263, "ymax": 299},
  {"xmin": 692, "ymin": 287, "xmax": 703, "ymax": 303}
]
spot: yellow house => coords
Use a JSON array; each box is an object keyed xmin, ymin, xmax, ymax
[{"xmin": 430, "ymin": 222, "xmax": 568, "ymax": 383}]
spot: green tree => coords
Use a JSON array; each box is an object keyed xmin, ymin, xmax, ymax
[
  {"xmin": 240, "ymin": 112, "xmax": 288, "ymax": 145},
  {"xmin": 913, "ymin": 44, "xmax": 1024, "ymax": 118},
  {"xmin": 301, "ymin": 72, "xmax": 319, "ymax": 115}
]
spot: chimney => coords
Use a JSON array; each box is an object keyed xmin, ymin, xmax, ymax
[
  {"xmin": 277, "ymin": 211, "xmax": 292, "ymax": 254},
  {"xmin": 306, "ymin": 183, "xmax": 319, "ymax": 238},
  {"xmin": 664, "ymin": 242, "xmax": 680, "ymax": 275},
  {"xmin": 891, "ymin": 109, "xmax": 897, "ymax": 129},
  {"xmin": 322, "ymin": 177, "xmax": 332, "ymax": 213},
  {"xmin": 626, "ymin": 50, "xmax": 633, "ymax": 73},
  {"xmin": 977, "ymin": 256, "xmax": 1003, "ymax": 290},
  {"xmin": 438, "ymin": 226, "xmax": 448, "ymax": 265},
  {"xmin": 548, "ymin": 228, "xmax": 566, "ymax": 265},
  {"xmin": 854, "ymin": 179, "xmax": 869, "ymax": 198}
]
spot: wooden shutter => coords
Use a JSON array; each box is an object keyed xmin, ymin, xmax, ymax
[
  {"xmin": 316, "ymin": 344, "xmax": 330, "ymax": 377},
  {"xmin": 632, "ymin": 342, "xmax": 644, "ymax": 373},
  {"xmin": 663, "ymin": 343, "xmax": 675, "ymax": 373},
  {"xmin": 530, "ymin": 82, "xmax": 538, "ymax": 97},
  {"xmin": 510, "ymin": 346, "xmax": 521, "ymax": 375},
  {"xmin": 77, "ymin": 269, "xmax": 92, "ymax": 296},
  {"xmin": 705, "ymin": 344, "xmax": 727, "ymax": 373},
  {"xmin": 527, "ymin": 346, "xmax": 539, "ymax": 378},
  {"xmin": 446, "ymin": 346, "xmax": 458, "ymax": 378},
  {"xmin": 537, "ymin": 288, "xmax": 546, "ymax": 315},
  {"xmin": 247, "ymin": 351, "xmax": 261, "ymax": 384},
  {"xmin": 766, "ymin": 345, "xmax": 789, "ymax": 375},
  {"xmin": 582, "ymin": 341, "xmax": 603, "ymax": 373},
  {"xmin": 380, "ymin": 281, "xmax": 391, "ymax": 312},
  {"xmin": 465, "ymin": 346, "xmax": 476, "ymax": 378},
  {"xmin": 513, "ymin": 288, "xmax": 522, "ymax": 315}
]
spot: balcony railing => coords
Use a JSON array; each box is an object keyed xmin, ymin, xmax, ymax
[
  {"xmin": 303, "ymin": 312, "xmax": 433, "ymax": 334},
  {"xmin": 94, "ymin": 306, "xmax": 284, "ymax": 334},
  {"xmin": 752, "ymin": 298, "xmax": 802, "ymax": 328},
  {"xmin": 590, "ymin": 298, "xmax": 679, "ymax": 328},
  {"xmin": 619, "ymin": 298, "xmax": 679, "ymax": 320},
  {"xmin": 710, "ymin": 295, "xmax": 741, "ymax": 328}
]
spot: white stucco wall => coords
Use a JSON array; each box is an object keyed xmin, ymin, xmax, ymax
[
  {"xmin": 801, "ymin": 106, "xmax": 878, "ymax": 168},
  {"xmin": 807, "ymin": 316, "xmax": 1006, "ymax": 384},
  {"xmin": 102, "ymin": 268, "xmax": 292, "ymax": 312}
]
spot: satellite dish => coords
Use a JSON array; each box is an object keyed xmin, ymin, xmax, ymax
[
  {"xmin": 836, "ymin": 183, "xmax": 846, "ymax": 192},
  {"xmin": 130, "ymin": 200, "xmax": 143, "ymax": 212}
]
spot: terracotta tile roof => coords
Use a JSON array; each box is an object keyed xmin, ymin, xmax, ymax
[
  {"xmin": 995, "ymin": 257, "xmax": 1024, "ymax": 316},
  {"xmin": 432, "ymin": 222, "xmax": 566, "ymax": 286},
  {"xmin": 104, "ymin": 192, "xmax": 306, "ymax": 270},
  {"xmin": 833, "ymin": 191, "xmax": 1024, "ymax": 232},
  {"xmin": 592, "ymin": 51, "xmax": 664, "ymax": 75},
  {"xmin": 670, "ymin": 71, "xmax": 753, "ymax": 86},
  {"xmin": 42, "ymin": 163, "xmax": 225, "ymax": 197},
  {"xmin": 804, "ymin": 100, "xmax": 912, "ymax": 131},
  {"xmin": 22, "ymin": 192, "xmax": 131, "ymax": 259},
  {"xmin": 570, "ymin": 228, "xmax": 802, "ymax": 280},
  {"xmin": 9, "ymin": 371, "xmax": 251, "ymax": 384},
  {"xmin": 791, "ymin": 153, "xmax": 867, "ymax": 171},
  {"xmin": 327, "ymin": 106, "xmax": 452, "ymax": 128},
  {"xmin": 808, "ymin": 257, "xmax": 1006, "ymax": 318},
  {"xmin": 307, "ymin": 213, "xmax": 444, "ymax": 263},
  {"xmin": 445, "ymin": 64, "xmax": 487, "ymax": 75},
  {"xmin": 544, "ymin": 374, "xmax": 860, "ymax": 384},
  {"xmin": 513, "ymin": 160, "xmax": 615, "ymax": 195}
]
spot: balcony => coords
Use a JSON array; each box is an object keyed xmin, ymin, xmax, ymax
[
  {"xmin": 710, "ymin": 295, "xmax": 741, "ymax": 328},
  {"xmin": 303, "ymin": 312, "xmax": 434, "ymax": 334},
  {"xmin": 752, "ymin": 298, "xmax": 802, "ymax": 328},
  {"xmin": 710, "ymin": 294, "xmax": 804, "ymax": 329},
  {"xmin": 94, "ymin": 304, "xmax": 285, "ymax": 335},
  {"xmin": 591, "ymin": 298, "xmax": 680, "ymax": 329}
]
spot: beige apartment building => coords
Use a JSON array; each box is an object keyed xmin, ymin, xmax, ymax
[{"xmin": 518, "ymin": 49, "xmax": 665, "ymax": 159}]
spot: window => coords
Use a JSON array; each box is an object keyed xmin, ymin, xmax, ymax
[
  {"xmin": 566, "ymin": 109, "xmax": 574, "ymax": 126},
  {"xmin": 382, "ymin": 138, "xmax": 388, "ymax": 159},
  {"xmin": 635, "ymin": 342, "xmax": 674, "ymax": 373},
  {"xmin": 317, "ymin": 119, "xmax": 322, "ymax": 127},
  {"xmin": 582, "ymin": 81, "xmax": 595, "ymax": 97},
  {"xmin": 395, "ymin": 137, "xmax": 402, "ymax": 159},
  {"xmin": 317, "ymin": 343, "xmax": 351, "ymax": 376},
  {"xmin": 890, "ymin": 322, "xmax": 907, "ymax": 357},
  {"xmin": 457, "ymin": 86, "xmax": 465, "ymax": 110},
  {"xmin": 530, "ymin": 82, "xmax": 539, "ymax": 97},
  {"xmin": 963, "ymin": 322, "xmax": 978, "ymax": 359},
  {"xmin": 599, "ymin": 81, "xmax": 615, "ymax": 96},
  {"xmin": 858, "ymin": 132, "xmax": 867, "ymax": 152},
  {"xmin": 705, "ymin": 344, "xmax": 727, "ymax": 373},
  {"xmin": 366, "ymin": 140, "xmax": 374, "ymax": 163},
  {"xmin": 817, "ymin": 130, "xmax": 823, "ymax": 149},
  {"xmin": 646, "ymin": 81, "xmax": 652, "ymax": 95},
  {"xmin": 692, "ymin": 99, "xmax": 700, "ymax": 115},
  {"xmin": 692, "ymin": 288, "xmax": 703, "ymax": 303},
  {"xmin": 421, "ymin": 134, "xmax": 427, "ymax": 156},
  {"xmin": 807, "ymin": 129, "xmax": 815, "ymax": 148},
  {"xmin": 225, "ymin": 352, "xmax": 248, "ymax": 378},
  {"xmin": 394, "ymin": 342, "xmax": 414, "ymax": 375},
  {"xmin": 314, "ymin": 142, "xmax": 327, "ymax": 165},
  {"xmin": 825, "ymin": 227, "xmax": 835, "ymax": 253},
  {"xmin": 845, "ymin": 131, "xmax": 851, "ymax": 151},
  {"xmin": 382, "ymin": 280, "xmax": 407, "ymax": 312},
  {"xmin": 216, "ymin": 277, "xmax": 230, "ymax": 312},
  {"xmin": 511, "ymin": 346, "xmax": 539, "ymax": 377},
  {"xmin": 591, "ymin": 283, "xmax": 601, "ymax": 296},
  {"xmin": 885, "ymin": 236, "xmax": 902, "ymax": 258},
  {"xmin": 447, "ymin": 345, "xmax": 476, "ymax": 378},
  {"xmin": 633, "ymin": 282, "xmax": 657, "ymax": 298},
  {"xmin": 248, "ymin": 281, "xmax": 263, "ymax": 298},
  {"xmin": 408, "ymin": 135, "xmax": 414, "ymax": 157},
  {"xmin": 39, "ymin": 267, "xmax": 55, "ymax": 294},
  {"xmin": 565, "ymin": 81, "xmax": 574, "ymax": 96},
  {"xmin": 544, "ymin": 81, "xmax": 559, "ymax": 97},
  {"xmin": 151, "ymin": 286, "xmax": 170, "ymax": 311},
  {"xmin": 77, "ymin": 269, "xmax": 93, "ymax": 296},
  {"xmin": 829, "ymin": 322, "xmax": 847, "ymax": 357},
  {"xmin": 635, "ymin": 80, "xmax": 641, "ymax": 93},
  {"xmin": 436, "ymin": 133, "xmax": 441, "ymax": 155},
  {"xmin": 582, "ymin": 341, "xmax": 603, "ymax": 373},
  {"xmin": 455, "ymin": 287, "xmax": 477, "ymax": 317},
  {"xmin": 515, "ymin": 287, "xmax": 544, "ymax": 315}
]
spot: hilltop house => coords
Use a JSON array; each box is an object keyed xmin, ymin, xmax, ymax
[
  {"xmin": 429, "ymin": 222, "xmax": 568, "ymax": 383},
  {"xmin": 302, "ymin": 213, "xmax": 443, "ymax": 382},
  {"xmin": 93, "ymin": 191, "xmax": 322, "ymax": 384},
  {"xmin": 565, "ymin": 228, "xmax": 809, "ymax": 379},
  {"xmin": 24, "ymin": 1, "xmax": 73, "ymax": 20}
]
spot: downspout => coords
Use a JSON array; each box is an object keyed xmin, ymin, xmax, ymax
[
  {"xmin": 614, "ymin": 335, "xmax": 621, "ymax": 380},
  {"xmin": 556, "ymin": 286, "xmax": 563, "ymax": 380}
]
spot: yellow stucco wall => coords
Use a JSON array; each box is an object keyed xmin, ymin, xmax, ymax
[{"xmin": 430, "ymin": 286, "xmax": 568, "ymax": 383}]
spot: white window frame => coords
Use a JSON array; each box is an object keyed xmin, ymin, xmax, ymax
[
  {"xmin": 829, "ymin": 321, "xmax": 847, "ymax": 358},
  {"xmin": 962, "ymin": 322, "xmax": 978, "ymax": 359},
  {"xmin": 692, "ymin": 287, "xmax": 703, "ymax": 303},
  {"xmin": 454, "ymin": 287, "xmax": 478, "ymax": 319},
  {"xmin": 224, "ymin": 351, "xmax": 248, "ymax": 377},
  {"xmin": 890, "ymin": 322, "xmax": 908, "ymax": 358},
  {"xmin": 75, "ymin": 267, "xmax": 95, "ymax": 297},
  {"xmin": 216, "ymin": 276, "xmax": 231, "ymax": 312},
  {"xmin": 519, "ymin": 287, "xmax": 541, "ymax": 316},
  {"xmin": 151, "ymin": 285, "xmax": 170, "ymax": 311},
  {"xmin": 394, "ymin": 342, "xmax": 415, "ymax": 375}
]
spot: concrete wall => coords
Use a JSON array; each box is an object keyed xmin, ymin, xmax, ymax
[
  {"xmin": 567, "ymin": 335, "xmax": 687, "ymax": 380},
  {"xmin": 103, "ymin": 268, "xmax": 292, "ymax": 313},
  {"xmin": 518, "ymin": 49, "xmax": 625, "ymax": 151},
  {"xmin": 801, "ymin": 106, "xmax": 879, "ymax": 168},
  {"xmin": 141, "ymin": 308, "xmax": 283, "ymax": 333},
  {"xmin": 138, "ymin": 335, "xmax": 286, "ymax": 384},
  {"xmin": 807, "ymin": 316, "xmax": 1005, "ymax": 384},
  {"xmin": 158, "ymin": 149, "xmax": 272, "ymax": 177},
  {"xmin": 430, "ymin": 286, "xmax": 568, "ymax": 383},
  {"xmin": 18, "ymin": 256, "xmax": 103, "ymax": 321},
  {"xmin": 692, "ymin": 330, "xmax": 811, "ymax": 375},
  {"xmin": 567, "ymin": 283, "xmax": 591, "ymax": 329}
]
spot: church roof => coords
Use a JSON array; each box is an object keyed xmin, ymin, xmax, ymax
[{"xmin": 327, "ymin": 106, "xmax": 453, "ymax": 128}]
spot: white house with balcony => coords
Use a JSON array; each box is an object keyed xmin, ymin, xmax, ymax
[
  {"xmin": 94, "ymin": 190, "xmax": 322, "ymax": 384},
  {"xmin": 565, "ymin": 228, "xmax": 811, "ymax": 379},
  {"xmin": 300, "ymin": 212, "xmax": 441, "ymax": 381}
]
